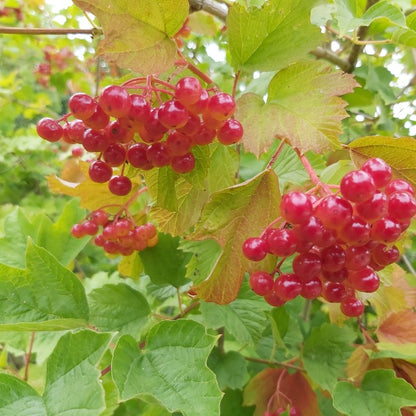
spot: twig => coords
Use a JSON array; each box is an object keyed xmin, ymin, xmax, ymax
[
  {"xmin": 172, "ymin": 300, "xmax": 200, "ymax": 320},
  {"xmin": 188, "ymin": 0, "xmax": 228, "ymax": 22},
  {"xmin": 0, "ymin": 26, "xmax": 101, "ymax": 36},
  {"xmin": 310, "ymin": 47, "xmax": 351, "ymax": 72},
  {"xmin": 24, "ymin": 332, "xmax": 35, "ymax": 381}
]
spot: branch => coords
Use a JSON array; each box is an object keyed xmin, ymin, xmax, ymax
[
  {"xmin": 310, "ymin": 46, "xmax": 351, "ymax": 72},
  {"xmin": 0, "ymin": 26, "xmax": 101, "ymax": 36},
  {"xmin": 188, "ymin": 0, "xmax": 228, "ymax": 22}
]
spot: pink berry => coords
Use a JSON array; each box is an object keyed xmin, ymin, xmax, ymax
[
  {"xmin": 280, "ymin": 192, "xmax": 313, "ymax": 225},
  {"xmin": 36, "ymin": 117, "xmax": 63, "ymax": 142},
  {"xmin": 274, "ymin": 273, "xmax": 302, "ymax": 300},
  {"xmin": 249, "ymin": 271, "xmax": 274, "ymax": 296},
  {"xmin": 361, "ymin": 158, "xmax": 392, "ymax": 188},
  {"xmin": 340, "ymin": 170, "xmax": 376, "ymax": 203},
  {"xmin": 242, "ymin": 237, "xmax": 268, "ymax": 261},
  {"xmin": 99, "ymin": 85, "xmax": 131, "ymax": 118},
  {"xmin": 108, "ymin": 175, "xmax": 132, "ymax": 196},
  {"xmin": 341, "ymin": 296, "xmax": 364, "ymax": 317},
  {"xmin": 217, "ymin": 119, "xmax": 243, "ymax": 145}
]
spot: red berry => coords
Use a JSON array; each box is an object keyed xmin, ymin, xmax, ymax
[
  {"xmin": 175, "ymin": 77, "xmax": 203, "ymax": 106},
  {"xmin": 274, "ymin": 273, "xmax": 302, "ymax": 300},
  {"xmin": 266, "ymin": 228, "xmax": 298, "ymax": 257},
  {"xmin": 292, "ymin": 252, "xmax": 322, "ymax": 281},
  {"xmin": 113, "ymin": 218, "xmax": 132, "ymax": 237},
  {"xmin": 108, "ymin": 176, "xmax": 132, "ymax": 196},
  {"xmin": 71, "ymin": 146, "xmax": 84, "ymax": 157},
  {"xmin": 370, "ymin": 217, "xmax": 402, "ymax": 243},
  {"xmin": 217, "ymin": 119, "xmax": 243, "ymax": 145},
  {"xmin": 82, "ymin": 220, "xmax": 99, "ymax": 236},
  {"xmin": 355, "ymin": 190, "xmax": 388, "ymax": 223},
  {"xmin": 388, "ymin": 191, "xmax": 416, "ymax": 221},
  {"xmin": 126, "ymin": 94, "xmax": 150, "ymax": 126},
  {"xmin": 147, "ymin": 142, "xmax": 171, "ymax": 167},
  {"xmin": 372, "ymin": 244, "xmax": 400, "ymax": 266},
  {"xmin": 348, "ymin": 266, "xmax": 380, "ymax": 292},
  {"xmin": 301, "ymin": 277, "xmax": 322, "ymax": 299},
  {"xmin": 321, "ymin": 244, "xmax": 346, "ymax": 272},
  {"xmin": 385, "ymin": 179, "xmax": 415, "ymax": 196},
  {"xmin": 171, "ymin": 152, "xmax": 196, "ymax": 173},
  {"xmin": 340, "ymin": 170, "xmax": 376, "ymax": 203},
  {"xmin": 103, "ymin": 143, "xmax": 127, "ymax": 167},
  {"xmin": 361, "ymin": 158, "xmax": 392, "ymax": 188},
  {"xmin": 105, "ymin": 119, "xmax": 134, "ymax": 144},
  {"xmin": 89, "ymin": 160, "xmax": 112, "ymax": 183},
  {"xmin": 91, "ymin": 210, "xmax": 109, "ymax": 226},
  {"xmin": 341, "ymin": 296, "xmax": 364, "ymax": 317},
  {"xmin": 322, "ymin": 281, "xmax": 346, "ymax": 302},
  {"xmin": 177, "ymin": 113, "xmax": 202, "ymax": 136},
  {"xmin": 71, "ymin": 223, "xmax": 86, "ymax": 238},
  {"xmin": 99, "ymin": 85, "xmax": 131, "ymax": 118},
  {"xmin": 166, "ymin": 131, "xmax": 192, "ymax": 156},
  {"xmin": 36, "ymin": 117, "xmax": 63, "ymax": 142},
  {"xmin": 186, "ymin": 89, "xmax": 209, "ymax": 114},
  {"xmin": 293, "ymin": 216, "xmax": 324, "ymax": 245},
  {"xmin": 83, "ymin": 129, "xmax": 109, "ymax": 152},
  {"xmin": 242, "ymin": 237, "xmax": 268, "ymax": 261},
  {"xmin": 84, "ymin": 104, "xmax": 110, "ymax": 130},
  {"xmin": 345, "ymin": 246, "xmax": 371, "ymax": 270},
  {"xmin": 280, "ymin": 192, "xmax": 313, "ymax": 225},
  {"xmin": 315, "ymin": 195, "xmax": 353, "ymax": 230},
  {"xmin": 66, "ymin": 120, "xmax": 87, "ymax": 144},
  {"xmin": 249, "ymin": 271, "xmax": 274, "ymax": 296},
  {"xmin": 339, "ymin": 216, "xmax": 370, "ymax": 245},
  {"xmin": 207, "ymin": 92, "xmax": 235, "ymax": 120},
  {"xmin": 68, "ymin": 92, "xmax": 96, "ymax": 120},
  {"xmin": 322, "ymin": 267, "xmax": 348, "ymax": 283},
  {"xmin": 127, "ymin": 143, "xmax": 153, "ymax": 170},
  {"xmin": 191, "ymin": 123, "xmax": 216, "ymax": 145},
  {"xmin": 264, "ymin": 291, "xmax": 286, "ymax": 307},
  {"xmin": 158, "ymin": 99, "xmax": 189, "ymax": 129}
]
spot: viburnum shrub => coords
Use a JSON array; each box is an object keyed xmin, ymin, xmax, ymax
[{"xmin": 3, "ymin": 1, "xmax": 416, "ymax": 416}]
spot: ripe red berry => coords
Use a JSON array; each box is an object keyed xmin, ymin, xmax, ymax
[
  {"xmin": 264, "ymin": 291, "xmax": 286, "ymax": 307},
  {"xmin": 315, "ymin": 195, "xmax": 353, "ymax": 230},
  {"xmin": 266, "ymin": 228, "xmax": 298, "ymax": 257},
  {"xmin": 301, "ymin": 277, "xmax": 322, "ymax": 299},
  {"xmin": 321, "ymin": 281, "xmax": 346, "ymax": 303},
  {"xmin": 388, "ymin": 191, "xmax": 416, "ymax": 221},
  {"xmin": 274, "ymin": 273, "xmax": 302, "ymax": 300},
  {"xmin": 385, "ymin": 179, "xmax": 415, "ymax": 196},
  {"xmin": 91, "ymin": 210, "xmax": 109, "ymax": 226},
  {"xmin": 217, "ymin": 119, "xmax": 244, "ymax": 145},
  {"xmin": 82, "ymin": 220, "xmax": 99, "ymax": 236},
  {"xmin": 348, "ymin": 266, "xmax": 380, "ymax": 292},
  {"xmin": 108, "ymin": 175, "xmax": 132, "ymax": 196},
  {"xmin": 89, "ymin": 160, "xmax": 112, "ymax": 183},
  {"xmin": 127, "ymin": 143, "xmax": 152, "ymax": 170},
  {"xmin": 341, "ymin": 296, "xmax": 364, "ymax": 317},
  {"xmin": 370, "ymin": 217, "xmax": 402, "ymax": 243},
  {"xmin": 372, "ymin": 244, "xmax": 400, "ymax": 266},
  {"xmin": 242, "ymin": 237, "xmax": 268, "ymax": 261},
  {"xmin": 99, "ymin": 85, "xmax": 131, "ymax": 118},
  {"xmin": 68, "ymin": 92, "xmax": 96, "ymax": 120},
  {"xmin": 321, "ymin": 244, "xmax": 346, "ymax": 272},
  {"xmin": 84, "ymin": 104, "xmax": 110, "ymax": 130},
  {"xmin": 158, "ymin": 99, "xmax": 189, "ymax": 129},
  {"xmin": 361, "ymin": 158, "xmax": 392, "ymax": 188},
  {"xmin": 146, "ymin": 142, "xmax": 171, "ymax": 167},
  {"xmin": 292, "ymin": 252, "xmax": 321, "ymax": 281},
  {"xmin": 355, "ymin": 190, "xmax": 388, "ymax": 223},
  {"xmin": 340, "ymin": 170, "xmax": 376, "ymax": 203},
  {"xmin": 207, "ymin": 92, "xmax": 235, "ymax": 120},
  {"xmin": 249, "ymin": 271, "xmax": 274, "ymax": 296},
  {"xmin": 83, "ymin": 128, "xmax": 109, "ymax": 152},
  {"xmin": 345, "ymin": 246, "xmax": 371, "ymax": 270},
  {"xmin": 171, "ymin": 152, "xmax": 196, "ymax": 173},
  {"xmin": 280, "ymin": 191, "xmax": 313, "ymax": 225},
  {"xmin": 36, "ymin": 117, "xmax": 63, "ymax": 142},
  {"xmin": 66, "ymin": 119, "xmax": 87, "ymax": 144},
  {"xmin": 186, "ymin": 88, "xmax": 210, "ymax": 115},
  {"xmin": 339, "ymin": 216, "xmax": 370, "ymax": 245},
  {"xmin": 175, "ymin": 77, "xmax": 203, "ymax": 106}
]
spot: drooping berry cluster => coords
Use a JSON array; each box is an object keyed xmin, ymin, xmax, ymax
[
  {"xmin": 243, "ymin": 158, "xmax": 416, "ymax": 317},
  {"xmin": 36, "ymin": 76, "xmax": 243, "ymax": 196},
  {"xmin": 71, "ymin": 209, "xmax": 158, "ymax": 256}
]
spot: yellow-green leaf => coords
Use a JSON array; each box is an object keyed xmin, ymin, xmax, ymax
[{"xmin": 73, "ymin": 0, "xmax": 188, "ymax": 74}]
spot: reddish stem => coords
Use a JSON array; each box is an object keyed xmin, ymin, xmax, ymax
[
  {"xmin": 176, "ymin": 52, "xmax": 215, "ymax": 85},
  {"xmin": 232, "ymin": 70, "xmax": 241, "ymax": 98},
  {"xmin": 259, "ymin": 217, "xmax": 284, "ymax": 239},
  {"xmin": 266, "ymin": 138, "xmax": 287, "ymax": 170}
]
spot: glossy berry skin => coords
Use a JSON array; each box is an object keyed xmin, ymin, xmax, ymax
[
  {"xmin": 89, "ymin": 160, "xmax": 112, "ymax": 183},
  {"xmin": 166, "ymin": 131, "xmax": 192, "ymax": 156},
  {"xmin": 280, "ymin": 191, "xmax": 313, "ymax": 225},
  {"xmin": 158, "ymin": 100, "xmax": 189, "ymax": 129},
  {"xmin": 98, "ymin": 85, "xmax": 131, "ymax": 118},
  {"xmin": 321, "ymin": 244, "xmax": 346, "ymax": 272},
  {"xmin": 273, "ymin": 273, "xmax": 302, "ymax": 300},
  {"xmin": 388, "ymin": 191, "xmax": 416, "ymax": 221},
  {"xmin": 294, "ymin": 216, "xmax": 324, "ymax": 245},
  {"xmin": 315, "ymin": 195, "xmax": 353, "ymax": 230},
  {"xmin": 355, "ymin": 191, "xmax": 388, "ymax": 222},
  {"xmin": 192, "ymin": 124, "xmax": 216, "ymax": 145},
  {"xmin": 264, "ymin": 291, "xmax": 286, "ymax": 307},
  {"xmin": 243, "ymin": 237, "xmax": 268, "ymax": 261},
  {"xmin": 370, "ymin": 217, "xmax": 402, "ymax": 243},
  {"xmin": 339, "ymin": 216, "xmax": 370, "ymax": 245},
  {"xmin": 348, "ymin": 266, "xmax": 380, "ymax": 292},
  {"xmin": 249, "ymin": 271, "xmax": 274, "ymax": 296},
  {"xmin": 345, "ymin": 246, "xmax": 371, "ymax": 270},
  {"xmin": 36, "ymin": 117, "xmax": 63, "ymax": 142},
  {"xmin": 71, "ymin": 223, "xmax": 86, "ymax": 238},
  {"xmin": 292, "ymin": 252, "xmax": 321, "ymax": 281},
  {"xmin": 66, "ymin": 120, "xmax": 87, "ymax": 143},
  {"xmin": 186, "ymin": 88, "xmax": 209, "ymax": 115},
  {"xmin": 91, "ymin": 210, "xmax": 109, "ymax": 226},
  {"xmin": 217, "ymin": 119, "xmax": 244, "ymax": 145},
  {"xmin": 340, "ymin": 170, "xmax": 376, "ymax": 203},
  {"xmin": 108, "ymin": 175, "xmax": 132, "ymax": 196},
  {"xmin": 175, "ymin": 77, "xmax": 202, "ymax": 106},
  {"xmin": 372, "ymin": 244, "xmax": 400, "ymax": 266},
  {"xmin": 385, "ymin": 179, "xmax": 415, "ymax": 196},
  {"xmin": 83, "ymin": 129, "xmax": 109, "ymax": 152},
  {"xmin": 341, "ymin": 296, "xmax": 364, "ymax": 317},
  {"xmin": 266, "ymin": 228, "xmax": 298, "ymax": 257},
  {"xmin": 84, "ymin": 104, "xmax": 110, "ymax": 130},
  {"xmin": 103, "ymin": 143, "xmax": 126, "ymax": 167},
  {"xmin": 68, "ymin": 93, "xmax": 95, "ymax": 120},
  {"xmin": 322, "ymin": 281, "xmax": 346, "ymax": 303},
  {"xmin": 361, "ymin": 157, "xmax": 392, "ymax": 188},
  {"xmin": 171, "ymin": 152, "xmax": 195, "ymax": 173},
  {"xmin": 146, "ymin": 142, "xmax": 171, "ymax": 167},
  {"xmin": 301, "ymin": 277, "xmax": 322, "ymax": 299},
  {"xmin": 127, "ymin": 143, "xmax": 152, "ymax": 170},
  {"xmin": 71, "ymin": 146, "xmax": 84, "ymax": 157},
  {"xmin": 126, "ymin": 94, "xmax": 150, "ymax": 125},
  {"xmin": 82, "ymin": 220, "xmax": 99, "ymax": 236},
  {"xmin": 207, "ymin": 92, "xmax": 236, "ymax": 120}
]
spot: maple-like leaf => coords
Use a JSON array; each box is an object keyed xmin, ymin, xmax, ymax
[
  {"xmin": 73, "ymin": 0, "xmax": 188, "ymax": 74},
  {"xmin": 236, "ymin": 61, "xmax": 358, "ymax": 157},
  {"xmin": 189, "ymin": 169, "xmax": 280, "ymax": 304},
  {"xmin": 243, "ymin": 368, "xmax": 320, "ymax": 416}
]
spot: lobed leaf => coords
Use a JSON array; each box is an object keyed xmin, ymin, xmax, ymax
[
  {"xmin": 112, "ymin": 320, "xmax": 222, "ymax": 416},
  {"xmin": 333, "ymin": 369, "xmax": 416, "ymax": 416},
  {"xmin": 73, "ymin": 0, "xmax": 188, "ymax": 74},
  {"xmin": 376, "ymin": 310, "xmax": 416, "ymax": 345}
]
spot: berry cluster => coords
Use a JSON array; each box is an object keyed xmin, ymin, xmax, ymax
[
  {"xmin": 243, "ymin": 158, "xmax": 416, "ymax": 317},
  {"xmin": 71, "ymin": 209, "xmax": 158, "ymax": 256},
  {"xmin": 36, "ymin": 76, "xmax": 243, "ymax": 196}
]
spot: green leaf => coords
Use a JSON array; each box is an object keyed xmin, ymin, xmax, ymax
[
  {"xmin": 0, "ymin": 374, "xmax": 47, "ymax": 416},
  {"xmin": 302, "ymin": 323, "xmax": 356, "ymax": 392},
  {"xmin": 179, "ymin": 239, "xmax": 222, "ymax": 285},
  {"xmin": 88, "ymin": 283, "xmax": 150, "ymax": 338},
  {"xmin": 112, "ymin": 320, "xmax": 222, "ymax": 416},
  {"xmin": 333, "ymin": 369, "xmax": 416, "ymax": 416},
  {"xmin": 139, "ymin": 233, "xmax": 191, "ymax": 288},
  {"xmin": 348, "ymin": 136, "xmax": 416, "ymax": 187},
  {"xmin": 227, "ymin": 0, "xmax": 323, "ymax": 72},
  {"xmin": 73, "ymin": 0, "xmax": 188, "ymax": 74},
  {"xmin": 190, "ymin": 169, "xmax": 280, "ymax": 304},
  {"xmin": 200, "ymin": 280, "xmax": 271, "ymax": 345},
  {"xmin": 43, "ymin": 330, "xmax": 112, "ymax": 416},
  {"xmin": 267, "ymin": 60, "xmax": 358, "ymax": 154},
  {"xmin": 221, "ymin": 389, "xmax": 255, "ymax": 416},
  {"xmin": 143, "ymin": 144, "xmax": 238, "ymax": 236},
  {"xmin": 0, "ymin": 240, "xmax": 89, "ymax": 331},
  {"xmin": 207, "ymin": 349, "xmax": 249, "ymax": 390}
]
